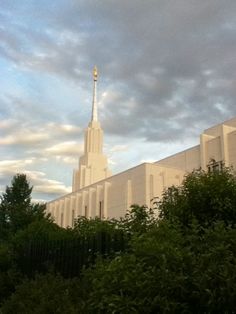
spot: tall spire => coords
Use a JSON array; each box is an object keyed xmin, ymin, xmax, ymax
[
  {"xmin": 72, "ymin": 66, "xmax": 111, "ymax": 191},
  {"xmin": 91, "ymin": 66, "xmax": 98, "ymax": 122}
]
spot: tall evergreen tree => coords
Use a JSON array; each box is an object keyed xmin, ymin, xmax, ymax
[{"xmin": 0, "ymin": 174, "xmax": 46, "ymax": 237}]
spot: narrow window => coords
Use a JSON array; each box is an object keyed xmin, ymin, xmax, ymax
[
  {"xmin": 99, "ymin": 201, "xmax": 103, "ymax": 219},
  {"xmin": 71, "ymin": 209, "xmax": 75, "ymax": 227},
  {"xmin": 85, "ymin": 205, "xmax": 88, "ymax": 218},
  {"xmin": 60, "ymin": 212, "xmax": 64, "ymax": 227}
]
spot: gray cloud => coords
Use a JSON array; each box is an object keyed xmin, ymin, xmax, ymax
[{"xmin": 1, "ymin": 0, "xmax": 236, "ymax": 199}]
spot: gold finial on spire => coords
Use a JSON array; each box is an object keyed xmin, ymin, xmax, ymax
[
  {"xmin": 93, "ymin": 66, "xmax": 98, "ymax": 81},
  {"xmin": 91, "ymin": 66, "xmax": 98, "ymax": 122}
]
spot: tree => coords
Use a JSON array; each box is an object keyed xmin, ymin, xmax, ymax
[
  {"xmin": 118, "ymin": 204, "xmax": 157, "ymax": 235},
  {"xmin": 81, "ymin": 219, "xmax": 236, "ymax": 313},
  {"xmin": 158, "ymin": 168, "xmax": 236, "ymax": 227},
  {"xmin": 0, "ymin": 174, "xmax": 46, "ymax": 237},
  {"xmin": 78, "ymin": 170, "xmax": 236, "ymax": 313},
  {"xmin": 1, "ymin": 273, "xmax": 85, "ymax": 313},
  {"xmin": 73, "ymin": 216, "xmax": 119, "ymax": 238},
  {"xmin": 2, "ymin": 169, "xmax": 236, "ymax": 312}
]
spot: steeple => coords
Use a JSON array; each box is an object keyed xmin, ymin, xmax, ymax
[
  {"xmin": 91, "ymin": 66, "xmax": 98, "ymax": 122},
  {"xmin": 72, "ymin": 67, "xmax": 111, "ymax": 191}
]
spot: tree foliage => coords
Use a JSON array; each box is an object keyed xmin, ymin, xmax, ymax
[
  {"xmin": 81, "ymin": 220, "xmax": 236, "ymax": 313},
  {"xmin": 79, "ymin": 169, "xmax": 236, "ymax": 313},
  {"xmin": 74, "ymin": 216, "xmax": 119, "ymax": 238},
  {"xmin": 118, "ymin": 204, "xmax": 157, "ymax": 235},
  {"xmin": 1, "ymin": 273, "xmax": 85, "ymax": 313},
  {"xmin": 158, "ymin": 168, "xmax": 236, "ymax": 227},
  {"xmin": 1, "ymin": 170, "xmax": 236, "ymax": 312},
  {"xmin": 0, "ymin": 174, "xmax": 46, "ymax": 238},
  {"xmin": 0, "ymin": 174, "xmax": 51, "ymax": 306}
]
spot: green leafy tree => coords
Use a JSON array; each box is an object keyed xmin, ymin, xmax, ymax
[
  {"xmin": 73, "ymin": 204, "xmax": 157, "ymax": 240},
  {"xmin": 82, "ymin": 221, "xmax": 187, "ymax": 313},
  {"xmin": 0, "ymin": 240, "xmax": 24, "ymax": 306},
  {"xmin": 1, "ymin": 273, "xmax": 85, "ymax": 313},
  {"xmin": 119, "ymin": 204, "xmax": 157, "ymax": 235},
  {"xmin": 79, "ymin": 170, "xmax": 236, "ymax": 313},
  {"xmin": 2, "ymin": 170, "xmax": 236, "ymax": 312},
  {"xmin": 0, "ymin": 174, "xmax": 50, "ymax": 304},
  {"xmin": 73, "ymin": 216, "xmax": 119, "ymax": 238},
  {"xmin": 158, "ymin": 168, "xmax": 236, "ymax": 227},
  {"xmin": 0, "ymin": 174, "xmax": 46, "ymax": 237},
  {"xmin": 81, "ymin": 220, "xmax": 236, "ymax": 313}
]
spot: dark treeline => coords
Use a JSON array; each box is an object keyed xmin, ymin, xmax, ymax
[{"xmin": 1, "ymin": 170, "xmax": 236, "ymax": 313}]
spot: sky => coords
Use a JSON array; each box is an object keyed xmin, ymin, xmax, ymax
[{"xmin": 1, "ymin": 0, "xmax": 236, "ymax": 202}]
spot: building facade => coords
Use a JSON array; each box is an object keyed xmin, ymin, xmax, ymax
[
  {"xmin": 46, "ymin": 68, "xmax": 236, "ymax": 227},
  {"xmin": 156, "ymin": 116, "xmax": 236, "ymax": 172}
]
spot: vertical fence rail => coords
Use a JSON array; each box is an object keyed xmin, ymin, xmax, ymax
[{"xmin": 19, "ymin": 231, "xmax": 126, "ymax": 278}]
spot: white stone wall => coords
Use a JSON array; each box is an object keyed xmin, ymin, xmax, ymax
[
  {"xmin": 47, "ymin": 117, "xmax": 236, "ymax": 228},
  {"xmin": 156, "ymin": 117, "xmax": 236, "ymax": 172},
  {"xmin": 46, "ymin": 163, "xmax": 185, "ymax": 227}
]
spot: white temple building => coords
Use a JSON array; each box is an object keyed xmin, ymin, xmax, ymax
[
  {"xmin": 72, "ymin": 67, "xmax": 112, "ymax": 191},
  {"xmin": 46, "ymin": 68, "xmax": 236, "ymax": 228}
]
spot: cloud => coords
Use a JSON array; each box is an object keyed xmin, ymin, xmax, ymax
[
  {"xmin": 0, "ymin": 160, "xmax": 71, "ymax": 201},
  {"xmin": 0, "ymin": 119, "xmax": 17, "ymax": 130},
  {"xmin": 45, "ymin": 141, "xmax": 83, "ymax": 157},
  {"xmin": 0, "ymin": 159, "xmax": 35, "ymax": 176},
  {"xmin": 0, "ymin": 115, "xmax": 82, "ymax": 151},
  {"xmin": 1, "ymin": 1, "xmax": 236, "ymax": 201},
  {"xmin": 45, "ymin": 123, "xmax": 82, "ymax": 138},
  {"xmin": 24, "ymin": 170, "xmax": 71, "ymax": 197},
  {"xmin": 110, "ymin": 145, "xmax": 129, "ymax": 153},
  {"xmin": 0, "ymin": 132, "xmax": 49, "ymax": 145}
]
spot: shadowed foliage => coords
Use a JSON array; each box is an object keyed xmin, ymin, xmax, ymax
[
  {"xmin": 0, "ymin": 174, "xmax": 46, "ymax": 239},
  {"xmin": 1, "ymin": 170, "xmax": 236, "ymax": 313}
]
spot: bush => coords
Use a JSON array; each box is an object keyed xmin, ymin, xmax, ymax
[
  {"xmin": 159, "ymin": 168, "xmax": 236, "ymax": 227},
  {"xmin": 81, "ymin": 220, "xmax": 236, "ymax": 313},
  {"xmin": 1, "ymin": 273, "xmax": 85, "ymax": 313}
]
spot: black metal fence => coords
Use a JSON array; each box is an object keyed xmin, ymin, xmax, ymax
[{"xmin": 17, "ymin": 231, "xmax": 126, "ymax": 278}]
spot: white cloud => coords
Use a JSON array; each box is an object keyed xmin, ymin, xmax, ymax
[
  {"xmin": 0, "ymin": 132, "xmax": 49, "ymax": 145},
  {"xmin": 0, "ymin": 159, "xmax": 36, "ymax": 174},
  {"xmin": 45, "ymin": 141, "xmax": 83, "ymax": 156},
  {"xmin": 0, "ymin": 119, "xmax": 17, "ymax": 130},
  {"xmin": 24, "ymin": 171, "xmax": 71, "ymax": 196},
  {"xmin": 1, "ymin": 0, "xmax": 236, "ymax": 203},
  {"xmin": 110, "ymin": 145, "xmax": 128, "ymax": 153},
  {"xmin": 0, "ymin": 161, "xmax": 71, "ymax": 200},
  {"xmin": 35, "ymin": 183, "xmax": 70, "ymax": 195},
  {"xmin": 46, "ymin": 122, "xmax": 81, "ymax": 135}
]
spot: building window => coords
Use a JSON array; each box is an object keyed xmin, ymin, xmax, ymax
[
  {"xmin": 99, "ymin": 201, "xmax": 104, "ymax": 219},
  {"xmin": 60, "ymin": 213, "xmax": 64, "ymax": 227},
  {"xmin": 207, "ymin": 159, "xmax": 224, "ymax": 172},
  {"xmin": 71, "ymin": 209, "xmax": 75, "ymax": 227},
  {"xmin": 85, "ymin": 205, "xmax": 88, "ymax": 218}
]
